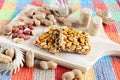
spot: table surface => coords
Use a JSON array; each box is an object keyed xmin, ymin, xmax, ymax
[{"xmin": 0, "ymin": 0, "xmax": 120, "ymax": 80}]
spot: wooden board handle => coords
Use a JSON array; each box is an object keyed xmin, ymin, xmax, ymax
[{"xmin": 104, "ymin": 39, "xmax": 120, "ymax": 57}]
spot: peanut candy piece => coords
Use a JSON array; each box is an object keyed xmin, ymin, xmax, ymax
[
  {"xmin": 60, "ymin": 26, "xmax": 91, "ymax": 54},
  {"xmin": 34, "ymin": 27, "xmax": 60, "ymax": 55}
]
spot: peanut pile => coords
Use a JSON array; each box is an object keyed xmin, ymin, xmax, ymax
[
  {"xmin": 24, "ymin": 8, "xmax": 57, "ymax": 27},
  {"xmin": 12, "ymin": 6, "xmax": 76, "ymax": 29},
  {"xmin": 11, "ymin": 25, "xmax": 35, "ymax": 43},
  {"xmin": 34, "ymin": 26, "xmax": 91, "ymax": 55},
  {"xmin": 34, "ymin": 27, "xmax": 60, "ymax": 55}
]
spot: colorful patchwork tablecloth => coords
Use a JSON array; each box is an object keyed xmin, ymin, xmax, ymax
[{"xmin": 0, "ymin": 0, "xmax": 120, "ymax": 80}]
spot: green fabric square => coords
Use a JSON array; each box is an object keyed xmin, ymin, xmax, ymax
[
  {"xmin": 118, "ymin": 33, "xmax": 120, "ymax": 36},
  {"xmin": 68, "ymin": 0, "xmax": 79, "ymax": 3},
  {"xmin": 111, "ymin": 12, "xmax": 120, "ymax": 21},
  {"xmin": 0, "ymin": 10, "xmax": 14, "ymax": 20}
]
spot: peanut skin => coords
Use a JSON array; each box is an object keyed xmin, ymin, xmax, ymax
[
  {"xmin": 0, "ymin": 53, "xmax": 12, "ymax": 63},
  {"xmin": 25, "ymin": 51, "xmax": 34, "ymax": 68}
]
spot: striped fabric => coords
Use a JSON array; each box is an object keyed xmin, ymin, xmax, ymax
[{"xmin": 0, "ymin": 0, "xmax": 120, "ymax": 80}]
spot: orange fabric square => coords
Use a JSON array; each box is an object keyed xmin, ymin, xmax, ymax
[
  {"xmin": 0, "ymin": 20, "xmax": 10, "ymax": 28},
  {"xmin": 93, "ymin": 3, "xmax": 107, "ymax": 11},
  {"xmin": 12, "ymin": 67, "xmax": 34, "ymax": 80},
  {"xmin": 2, "ymin": 2, "xmax": 17, "ymax": 10},
  {"xmin": 111, "ymin": 57, "xmax": 120, "ymax": 80},
  {"xmin": 30, "ymin": 1, "xmax": 43, "ymax": 6},
  {"xmin": 104, "ymin": 23, "xmax": 118, "ymax": 32},
  {"xmin": 106, "ymin": 32, "xmax": 120, "ymax": 44}
]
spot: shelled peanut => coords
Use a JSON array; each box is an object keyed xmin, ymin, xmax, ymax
[
  {"xmin": 11, "ymin": 25, "xmax": 35, "ymax": 43},
  {"xmin": 0, "ymin": 47, "xmax": 16, "ymax": 63},
  {"xmin": 5, "ymin": 47, "xmax": 15, "ymax": 59},
  {"xmin": 25, "ymin": 50, "xmax": 34, "ymax": 68},
  {"xmin": 62, "ymin": 69, "xmax": 83, "ymax": 80},
  {"xmin": 0, "ymin": 26, "xmax": 12, "ymax": 35},
  {"xmin": 0, "ymin": 53, "xmax": 12, "ymax": 63},
  {"xmin": 39, "ymin": 61, "xmax": 57, "ymax": 70},
  {"xmin": 24, "ymin": 8, "xmax": 57, "ymax": 27}
]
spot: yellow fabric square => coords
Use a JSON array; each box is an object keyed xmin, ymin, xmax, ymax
[{"xmin": 2, "ymin": 2, "xmax": 17, "ymax": 10}]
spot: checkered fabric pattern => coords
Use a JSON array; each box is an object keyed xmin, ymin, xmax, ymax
[{"xmin": 0, "ymin": 0, "xmax": 120, "ymax": 80}]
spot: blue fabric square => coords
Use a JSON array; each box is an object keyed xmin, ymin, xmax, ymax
[
  {"xmin": 12, "ymin": 10, "xmax": 20, "ymax": 19},
  {"xmin": 16, "ymin": 2, "xmax": 29, "ymax": 11},
  {"xmin": 0, "ymin": 71, "xmax": 11, "ymax": 80},
  {"xmin": 80, "ymin": 0, "xmax": 93, "ymax": 4},
  {"xmin": 94, "ymin": 56, "xmax": 116, "ymax": 80},
  {"xmin": 104, "ymin": 0, "xmax": 117, "ymax": 4},
  {"xmin": 17, "ymin": 0, "xmax": 30, "ymax": 3}
]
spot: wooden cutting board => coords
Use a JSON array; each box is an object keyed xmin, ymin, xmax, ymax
[{"xmin": 0, "ymin": 5, "xmax": 120, "ymax": 73}]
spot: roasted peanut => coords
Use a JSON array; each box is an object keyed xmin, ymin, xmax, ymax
[
  {"xmin": 18, "ymin": 22, "xmax": 25, "ymax": 26},
  {"xmin": 39, "ymin": 7, "xmax": 51, "ymax": 15},
  {"xmin": 23, "ymin": 30, "xmax": 31, "ymax": 35},
  {"xmin": 63, "ymin": 20, "xmax": 72, "ymax": 27},
  {"xmin": 41, "ymin": 19, "xmax": 53, "ymax": 26},
  {"xmin": 13, "ymin": 23, "xmax": 19, "ymax": 27},
  {"xmin": 33, "ymin": 19, "xmax": 41, "ymax": 26},
  {"xmin": 39, "ymin": 61, "xmax": 48, "ymax": 70},
  {"xmin": 17, "ymin": 30, "xmax": 24, "ymax": 34},
  {"xmin": 23, "ymin": 35, "xmax": 30, "ymax": 40},
  {"xmin": 31, "ymin": 30, "xmax": 35, "ymax": 36},
  {"xmin": 62, "ymin": 69, "xmax": 83, "ymax": 80},
  {"xmin": 39, "ymin": 61, "xmax": 57, "ymax": 70},
  {"xmin": 13, "ymin": 38, "xmax": 24, "ymax": 43},
  {"xmin": 25, "ymin": 50, "xmax": 34, "ymax": 68},
  {"xmin": 47, "ymin": 14, "xmax": 57, "ymax": 24},
  {"xmin": 58, "ymin": 17, "xmax": 66, "ymax": 22},
  {"xmin": 0, "ymin": 53, "xmax": 12, "ymax": 63},
  {"xmin": 62, "ymin": 72, "xmax": 75, "ymax": 80},
  {"xmin": 47, "ymin": 61, "xmax": 57, "ymax": 69},
  {"xmin": 33, "ymin": 13, "xmax": 46, "ymax": 20},
  {"xmin": 17, "ymin": 34, "xmax": 24, "ymax": 38},
  {"xmin": 26, "ymin": 9, "xmax": 35, "ymax": 18},
  {"xmin": 0, "ymin": 26, "xmax": 12, "ymax": 35},
  {"xmin": 28, "ymin": 25, "xmax": 34, "ymax": 30},
  {"xmin": 19, "ymin": 16, "xmax": 25, "ymax": 21},
  {"xmin": 25, "ymin": 19, "xmax": 34, "ymax": 25},
  {"xmin": 72, "ymin": 69, "xmax": 83, "ymax": 78},
  {"xmin": 5, "ymin": 48, "xmax": 15, "ymax": 59}
]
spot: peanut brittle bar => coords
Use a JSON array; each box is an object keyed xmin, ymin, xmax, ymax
[
  {"xmin": 59, "ymin": 26, "xmax": 91, "ymax": 54},
  {"xmin": 34, "ymin": 27, "xmax": 60, "ymax": 55}
]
